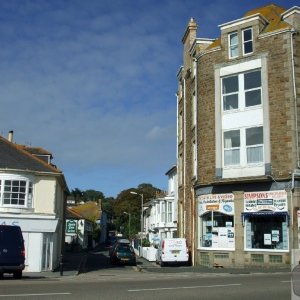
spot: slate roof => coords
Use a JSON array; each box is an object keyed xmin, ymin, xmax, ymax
[{"xmin": 0, "ymin": 135, "xmax": 61, "ymax": 173}]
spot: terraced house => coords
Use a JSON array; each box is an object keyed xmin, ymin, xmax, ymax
[
  {"xmin": 177, "ymin": 4, "xmax": 300, "ymax": 267},
  {"xmin": 0, "ymin": 132, "xmax": 68, "ymax": 272}
]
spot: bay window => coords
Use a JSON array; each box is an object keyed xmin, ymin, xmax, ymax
[
  {"xmin": 224, "ymin": 126, "xmax": 264, "ymax": 167},
  {"xmin": 222, "ymin": 69, "xmax": 262, "ymax": 112}
]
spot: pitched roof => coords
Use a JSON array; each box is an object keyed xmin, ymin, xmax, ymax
[
  {"xmin": 244, "ymin": 4, "xmax": 290, "ymax": 34},
  {"xmin": 0, "ymin": 135, "xmax": 61, "ymax": 173},
  {"xmin": 207, "ymin": 4, "xmax": 291, "ymax": 51}
]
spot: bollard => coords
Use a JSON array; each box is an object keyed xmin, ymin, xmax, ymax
[{"xmin": 60, "ymin": 254, "xmax": 64, "ymax": 276}]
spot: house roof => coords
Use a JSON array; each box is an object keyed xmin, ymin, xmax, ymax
[
  {"xmin": 0, "ymin": 135, "xmax": 61, "ymax": 173},
  {"xmin": 244, "ymin": 4, "xmax": 290, "ymax": 34},
  {"xmin": 207, "ymin": 4, "xmax": 291, "ymax": 51},
  {"xmin": 19, "ymin": 145, "xmax": 53, "ymax": 158}
]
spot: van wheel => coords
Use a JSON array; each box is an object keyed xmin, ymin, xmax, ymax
[
  {"xmin": 0, "ymin": 273, "xmax": 3, "ymax": 279},
  {"xmin": 13, "ymin": 271, "xmax": 22, "ymax": 279}
]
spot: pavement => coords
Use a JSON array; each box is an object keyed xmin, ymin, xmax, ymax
[{"xmin": 21, "ymin": 245, "xmax": 291, "ymax": 280}]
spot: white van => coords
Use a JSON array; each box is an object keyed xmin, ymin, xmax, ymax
[{"xmin": 155, "ymin": 238, "xmax": 189, "ymax": 266}]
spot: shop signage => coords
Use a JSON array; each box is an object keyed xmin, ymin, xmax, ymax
[
  {"xmin": 66, "ymin": 220, "xmax": 77, "ymax": 234},
  {"xmin": 244, "ymin": 190, "xmax": 287, "ymax": 212},
  {"xmin": 198, "ymin": 193, "xmax": 234, "ymax": 216}
]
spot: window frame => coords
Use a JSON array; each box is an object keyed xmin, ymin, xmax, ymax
[
  {"xmin": 223, "ymin": 126, "xmax": 264, "ymax": 168},
  {"xmin": 0, "ymin": 176, "xmax": 34, "ymax": 208},
  {"xmin": 228, "ymin": 31, "xmax": 239, "ymax": 59},
  {"xmin": 222, "ymin": 69, "xmax": 262, "ymax": 113},
  {"xmin": 242, "ymin": 27, "xmax": 253, "ymax": 56}
]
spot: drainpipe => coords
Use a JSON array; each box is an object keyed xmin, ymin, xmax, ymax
[
  {"xmin": 290, "ymin": 28, "xmax": 299, "ymax": 168},
  {"xmin": 183, "ymin": 78, "xmax": 187, "ymax": 238}
]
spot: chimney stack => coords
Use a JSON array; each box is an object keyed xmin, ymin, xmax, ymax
[{"xmin": 8, "ymin": 130, "xmax": 14, "ymax": 142}]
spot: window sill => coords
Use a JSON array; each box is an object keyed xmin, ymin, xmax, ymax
[{"xmin": 0, "ymin": 207, "xmax": 34, "ymax": 213}]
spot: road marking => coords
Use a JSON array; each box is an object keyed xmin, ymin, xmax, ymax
[
  {"xmin": 128, "ymin": 283, "xmax": 241, "ymax": 292},
  {"xmin": 0, "ymin": 292, "xmax": 71, "ymax": 297}
]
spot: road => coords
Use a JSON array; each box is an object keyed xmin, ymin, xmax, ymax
[
  {"xmin": 0, "ymin": 247, "xmax": 294, "ymax": 299},
  {"xmin": 0, "ymin": 269, "xmax": 291, "ymax": 299}
]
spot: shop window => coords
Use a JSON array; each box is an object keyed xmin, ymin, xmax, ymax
[
  {"xmin": 200, "ymin": 211, "xmax": 234, "ymax": 249},
  {"xmin": 245, "ymin": 213, "xmax": 288, "ymax": 250}
]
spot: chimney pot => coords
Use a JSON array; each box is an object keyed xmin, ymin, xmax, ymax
[{"xmin": 8, "ymin": 130, "xmax": 14, "ymax": 142}]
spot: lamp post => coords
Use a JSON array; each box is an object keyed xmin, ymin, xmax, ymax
[
  {"xmin": 130, "ymin": 191, "xmax": 144, "ymax": 250},
  {"xmin": 123, "ymin": 212, "xmax": 131, "ymax": 238}
]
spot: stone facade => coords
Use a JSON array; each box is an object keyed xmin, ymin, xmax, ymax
[{"xmin": 177, "ymin": 4, "xmax": 300, "ymax": 267}]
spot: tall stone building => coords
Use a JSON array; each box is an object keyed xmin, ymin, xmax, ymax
[{"xmin": 177, "ymin": 4, "xmax": 300, "ymax": 267}]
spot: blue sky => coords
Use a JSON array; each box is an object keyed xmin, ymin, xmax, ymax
[{"xmin": 0, "ymin": 0, "xmax": 298, "ymax": 198}]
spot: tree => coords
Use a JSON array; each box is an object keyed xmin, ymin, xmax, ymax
[{"xmin": 112, "ymin": 183, "xmax": 163, "ymax": 238}]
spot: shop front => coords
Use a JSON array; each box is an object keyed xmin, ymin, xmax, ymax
[
  {"xmin": 198, "ymin": 193, "xmax": 235, "ymax": 250},
  {"xmin": 242, "ymin": 190, "xmax": 289, "ymax": 252}
]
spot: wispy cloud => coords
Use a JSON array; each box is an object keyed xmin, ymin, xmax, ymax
[{"xmin": 0, "ymin": 0, "xmax": 296, "ymax": 196}]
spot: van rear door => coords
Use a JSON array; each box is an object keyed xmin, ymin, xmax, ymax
[{"xmin": 0, "ymin": 226, "xmax": 25, "ymax": 266}]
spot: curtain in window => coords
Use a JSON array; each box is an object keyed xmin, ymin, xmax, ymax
[{"xmin": 247, "ymin": 146, "xmax": 263, "ymax": 163}]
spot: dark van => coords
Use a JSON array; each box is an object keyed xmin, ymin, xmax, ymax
[{"xmin": 0, "ymin": 225, "xmax": 25, "ymax": 279}]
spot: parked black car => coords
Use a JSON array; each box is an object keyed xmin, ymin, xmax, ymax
[
  {"xmin": 109, "ymin": 243, "xmax": 136, "ymax": 266},
  {"xmin": 0, "ymin": 225, "xmax": 25, "ymax": 279}
]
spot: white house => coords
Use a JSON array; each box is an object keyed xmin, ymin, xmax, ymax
[
  {"xmin": 0, "ymin": 132, "xmax": 68, "ymax": 272},
  {"xmin": 145, "ymin": 166, "xmax": 178, "ymax": 246}
]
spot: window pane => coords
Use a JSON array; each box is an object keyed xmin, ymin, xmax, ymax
[
  {"xmin": 246, "ymin": 127, "xmax": 263, "ymax": 145},
  {"xmin": 223, "ymin": 76, "xmax": 238, "ymax": 93},
  {"xmin": 243, "ymin": 28, "xmax": 252, "ymax": 41},
  {"xmin": 245, "ymin": 90, "xmax": 261, "ymax": 106},
  {"xmin": 230, "ymin": 33, "xmax": 238, "ymax": 44},
  {"xmin": 224, "ymin": 130, "xmax": 240, "ymax": 148},
  {"xmin": 244, "ymin": 41, "xmax": 253, "ymax": 54},
  {"xmin": 244, "ymin": 70, "xmax": 261, "ymax": 89},
  {"xmin": 247, "ymin": 146, "xmax": 263, "ymax": 163},
  {"xmin": 223, "ymin": 94, "xmax": 238, "ymax": 110},
  {"xmin": 229, "ymin": 32, "xmax": 239, "ymax": 57},
  {"xmin": 243, "ymin": 28, "xmax": 253, "ymax": 54},
  {"xmin": 225, "ymin": 149, "xmax": 240, "ymax": 165}
]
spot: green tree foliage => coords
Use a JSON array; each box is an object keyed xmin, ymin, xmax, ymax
[{"xmin": 112, "ymin": 183, "xmax": 163, "ymax": 238}]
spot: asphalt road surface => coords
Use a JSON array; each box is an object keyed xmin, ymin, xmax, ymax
[{"xmin": 0, "ymin": 270, "xmax": 291, "ymax": 300}]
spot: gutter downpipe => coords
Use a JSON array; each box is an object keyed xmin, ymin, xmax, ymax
[
  {"xmin": 290, "ymin": 27, "xmax": 298, "ymax": 253},
  {"xmin": 192, "ymin": 57, "xmax": 198, "ymax": 266},
  {"xmin": 183, "ymin": 78, "xmax": 187, "ymax": 238},
  {"xmin": 290, "ymin": 28, "xmax": 299, "ymax": 168}
]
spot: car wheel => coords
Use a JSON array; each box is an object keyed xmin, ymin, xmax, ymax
[
  {"xmin": 13, "ymin": 271, "xmax": 22, "ymax": 279},
  {"xmin": 0, "ymin": 272, "xmax": 3, "ymax": 279}
]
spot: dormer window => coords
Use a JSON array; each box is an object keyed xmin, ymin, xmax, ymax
[
  {"xmin": 228, "ymin": 27, "xmax": 253, "ymax": 59},
  {"xmin": 229, "ymin": 32, "xmax": 239, "ymax": 58},
  {"xmin": 242, "ymin": 28, "xmax": 253, "ymax": 55}
]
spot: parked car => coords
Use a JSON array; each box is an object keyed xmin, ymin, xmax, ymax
[
  {"xmin": 156, "ymin": 238, "xmax": 189, "ymax": 266},
  {"xmin": 108, "ymin": 238, "xmax": 130, "ymax": 256},
  {"xmin": 0, "ymin": 225, "xmax": 25, "ymax": 279},
  {"xmin": 110, "ymin": 243, "xmax": 136, "ymax": 266}
]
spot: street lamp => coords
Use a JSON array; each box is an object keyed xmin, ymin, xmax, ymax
[
  {"xmin": 123, "ymin": 212, "xmax": 131, "ymax": 238},
  {"xmin": 130, "ymin": 191, "xmax": 144, "ymax": 250}
]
